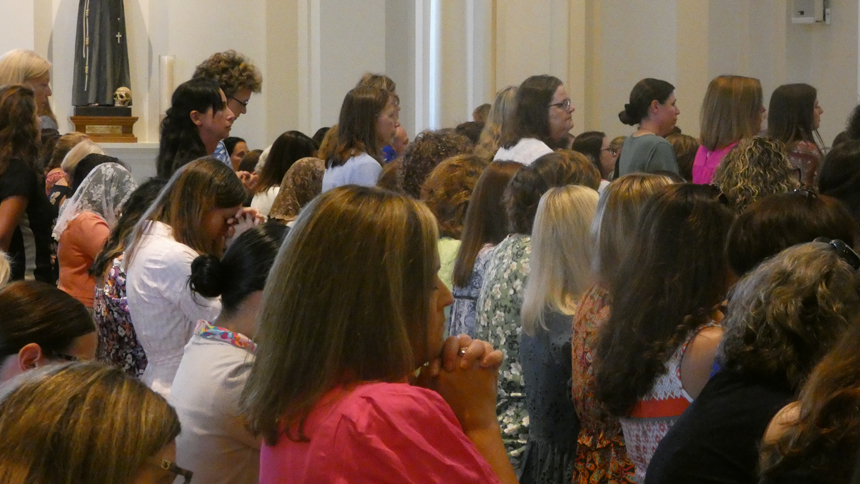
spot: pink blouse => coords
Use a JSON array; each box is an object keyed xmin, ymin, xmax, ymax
[
  {"xmin": 691, "ymin": 142, "xmax": 738, "ymax": 185},
  {"xmin": 261, "ymin": 382, "xmax": 501, "ymax": 484}
]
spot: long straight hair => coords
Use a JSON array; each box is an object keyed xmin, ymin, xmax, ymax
[
  {"xmin": 767, "ymin": 83, "xmax": 824, "ymax": 151},
  {"xmin": 327, "ymin": 87, "xmax": 391, "ymax": 168},
  {"xmin": 594, "ymin": 184, "xmax": 735, "ymax": 416},
  {"xmin": 126, "ymin": 158, "xmax": 246, "ymax": 260},
  {"xmin": 521, "ymin": 186, "xmax": 599, "ymax": 335},
  {"xmin": 241, "ymin": 186, "xmax": 438, "ymax": 445},
  {"xmin": 699, "ymin": 75, "xmax": 763, "ymax": 151},
  {"xmin": 452, "ymin": 161, "xmax": 522, "ymax": 287},
  {"xmin": 254, "ymin": 131, "xmax": 317, "ymax": 194}
]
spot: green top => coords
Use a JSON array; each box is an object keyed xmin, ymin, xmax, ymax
[{"xmin": 617, "ymin": 134, "xmax": 679, "ymax": 176}]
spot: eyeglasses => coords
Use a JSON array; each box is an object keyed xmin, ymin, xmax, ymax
[
  {"xmin": 814, "ymin": 237, "xmax": 860, "ymax": 270},
  {"xmin": 548, "ymin": 99, "xmax": 572, "ymax": 110},
  {"xmin": 228, "ymin": 96, "xmax": 249, "ymax": 108},
  {"xmin": 600, "ymin": 147, "xmax": 617, "ymax": 155},
  {"xmin": 155, "ymin": 459, "xmax": 193, "ymax": 484}
]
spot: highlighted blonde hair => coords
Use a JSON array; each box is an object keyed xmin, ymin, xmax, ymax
[
  {"xmin": 713, "ymin": 136, "xmax": 800, "ymax": 213},
  {"xmin": 522, "ymin": 185, "xmax": 599, "ymax": 335}
]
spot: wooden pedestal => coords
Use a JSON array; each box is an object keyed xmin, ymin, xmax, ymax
[{"xmin": 70, "ymin": 116, "xmax": 139, "ymax": 143}]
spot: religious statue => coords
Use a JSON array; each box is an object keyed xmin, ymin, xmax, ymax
[{"xmin": 72, "ymin": 0, "xmax": 131, "ymax": 107}]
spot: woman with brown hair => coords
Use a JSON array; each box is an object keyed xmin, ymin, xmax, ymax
[
  {"xmin": 767, "ymin": 83, "xmax": 825, "ymax": 187},
  {"xmin": 267, "ymin": 157, "xmax": 326, "ymax": 224},
  {"xmin": 692, "ymin": 75, "xmax": 764, "ymax": 184},
  {"xmin": 125, "ymin": 158, "xmax": 258, "ymax": 397},
  {"xmin": 571, "ymin": 174, "xmax": 674, "ymax": 484},
  {"xmin": 241, "ymin": 185, "xmax": 517, "ymax": 483},
  {"xmin": 322, "ymin": 87, "xmax": 398, "ymax": 192},
  {"xmin": 250, "ymin": 131, "xmax": 317, "ymax": 217},
  {"xmin": 450, "ymin": 161, "xmax": 522, "ymax": 337},
  {"xmin": 616, "ymin": 79, "xmax": 680, "ymax": 177},
  {"xmin": 0, "ymin": 362, "xmax": 187, "ymax": 484},
  {"xmin": 0, "ymin": 84, "xmax": 54, "ymax": 283},
  {"xmin": 593, "ymin": 184, "xmax": 734, "ymax": 482}
]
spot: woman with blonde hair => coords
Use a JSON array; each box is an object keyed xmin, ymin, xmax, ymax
[
  {"xmin": 125, "ymin": 157, "xmax": 257, "ymax": 397},
  {"xmin": 520, "ymin": 185, "xmax": 599, "ymax": 483},
  {"xmin": 713, "ymin": 136, "xmax": 799, "ymax": 213},
  {"xmin": 475, "ymin": 86, "xmax": 518, "ymax": 160},
  {"xmin": 692, "ymin": 75, "xmax": 764, "ymax": 184},
  {"xmin": 0, "ymin": 49, "xmax": 56, "ymax": 129},
  {"xmin": 242, "ymin": 185, "xmax": 518, "ymax": 483},
  {"xmin": 571, "ymin": 173, "xmax": 674, "ymax": 484},
  {"xmin": 0, "ymin": 361, "xmax": 188, "ymax": 484}
]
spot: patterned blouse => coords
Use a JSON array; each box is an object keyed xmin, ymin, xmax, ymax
[
  {"xmin": 571, "ymin": 285, "xmax": 635, "ymax": 484},
  {"xmin": 619, "ymin": 322, "xmax": 718, "ymax": 482},
  {"xmin": 449, "ymin": 244, "xmax": 494, "ymax": 338},
  {"xmin": 787, "ymin": 140, "xmax": 822, "ymax": 188},
  {"xmin": 475, "ymin": 234, "xmax": 531, "ymax": 467},
  {"xmin": 93, "ymin": 256, "xmax": 148, "ymax": 377}
]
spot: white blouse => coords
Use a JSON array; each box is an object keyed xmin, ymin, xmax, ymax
[{"xmin": 125, "ymin": 221, "xmax": 221, "ymax": 397}]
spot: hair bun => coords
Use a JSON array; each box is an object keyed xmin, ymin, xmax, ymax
[
  {"xmin": 189, "ymin": 254, "xmax": 226, "ymax": 298},
  {"xmin": 618, "ymin": 103, "xmax": 637, "ymax": 126}
]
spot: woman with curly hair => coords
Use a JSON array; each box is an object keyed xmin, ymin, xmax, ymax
[
  {"xmin": 399, "ymin": 130, "xmax": 473, "ymax": 198},
  {"xmin": 645, "ymin": 241, "xmax": 860, "ymax": 484},
  {"xmin": 593, "ymin": 184, "xmax": 735, "ymax": 482},
  {"xmin": 712, "ymin": 136, "xmax": 800, "ymax": 213},
  {"xmin": 767, "ymin": 83, "xmax": 825, "ymax": 187},
  {"xmin": 267, "ymin": 158, "xmax": 326, "ymax": 224},
  {"xmin": 420, "ymin": 154, "xmax": 488, "ymax": 289},
  {"xmin": 474, "ymin": 86, "xmax": 518, "ymax": 160}
]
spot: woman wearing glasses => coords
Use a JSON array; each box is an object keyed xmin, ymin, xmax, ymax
[
  {"xmin": 0, "ymin": 281, "xmax": 96, "ymax": 383},
  {"xmin": 616, "ymin": 78, "xmax": 680, "ymax": 177},
  {"xmin": 0, "ymin": 362, "xmax": 193, "ymax": 484},
  {"xmin": 494, "ymin": 75, "xmax": 575, "ymax": 165}
]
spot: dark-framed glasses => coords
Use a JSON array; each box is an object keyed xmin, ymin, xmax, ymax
[
  {"xmin": 548, "ymin": 98, "xmax": 572, "ymax": 110},
  {"xmin": 156, "ymin": 459, "xmax": 193, "ymax": 484},
  {"xmin": 815, "ymin": 237, "xmax": 860, "ymax": 270},
  {"xmin": 228, "ymin": 96, "xmax": 249, "ymax": 108}
]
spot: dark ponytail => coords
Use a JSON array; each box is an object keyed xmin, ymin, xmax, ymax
[
  {"xmin": 188, "ymin": 223, "xmax": 288, "ymax": 314},
  {"xmin": 618, "ymin": 78, "xmax": 675, "ymax": 126}
]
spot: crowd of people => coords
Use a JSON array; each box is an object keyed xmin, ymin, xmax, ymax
[{"xmin": 1, "ymin": 44, "xmax": 860, "ymax": 484}]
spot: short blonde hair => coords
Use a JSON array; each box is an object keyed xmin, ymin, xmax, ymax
[
  {"xmin": 0, "ymin": 50, "xmax": 50, "ymax": 86},
  {"xmin": 242, "ymin": 186, "xmax": 439, "ymax": 444},
  {"xmin": 60, "ymin": 139, "xmax": 105, "ymax": 174},
  {"xmin": 0, "ymin": 362, "xmax": 180, "ymax": 484},
  {"xmin": 699, "ymin": 75, "xmax": 763, "ymax": 150},
  {"xmin": 522, "ymin": 185, "xmax": 599, "ymax": 335}
]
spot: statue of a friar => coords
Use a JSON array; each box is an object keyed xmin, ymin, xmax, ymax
[{"xmin": 72, "ymin": 0, "xmax": 131, "ymax": 106}]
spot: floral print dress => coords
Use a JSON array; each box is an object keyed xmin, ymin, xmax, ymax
[
  {"xmin": 475, "ymin": 234, "xmax": 532, "ymax": 468},
  {"xmin": 571, "ymin": 284, "xmax": 635, "ymax": 484},
  {"xmin": 93, "ymin": 255, "xmax": 148, "ymax": 377},
  {"xmin": 449, "ymin": 244, "xmax": 494, "ymax": 338}
]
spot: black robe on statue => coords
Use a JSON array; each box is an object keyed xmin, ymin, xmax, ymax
[{"xmin": 72, "ymin": 0, "xmax": 131, "ymax": 106}]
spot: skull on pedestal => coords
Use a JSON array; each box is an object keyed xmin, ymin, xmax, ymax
[{"xmin": 113, "ymin": 87, "xmax": 132, "ymax": 107}]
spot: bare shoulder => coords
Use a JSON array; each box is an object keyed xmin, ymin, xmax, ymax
[
  {"xmin": 763, "ymin": 401, "xmax": 800, "ymax": 444},
  {"xmin": 680, "ymin": 325, "xmax": 725, "ymax": 399}
]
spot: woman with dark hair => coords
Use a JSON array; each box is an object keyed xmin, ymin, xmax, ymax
[
  {"xmin": 594, "ymin": 184, "xmax": 734, "ymax": 482},
  {"xmin": 572, "ymin": 174, "xmax": 674, "ymax": 484},
  {"xmin": 477, "ymin": 151, "xmax": 598, "ymax": 467},
  {"xmin": 91, "ymin": 177, "xmax": 167, "ymax": 377},
  {"xmin": 726, "ymin": 190, "xmax": 855, "ymax": 278},
  {"xmin": 450, "ymin": 161, "xmax": 522, "ymax": 337},
  {"xmin": 251, "ymin": 131, "xmax": 317, "ymax": 216},
  {"xmin": 616, "ymin": 78, "xmax": 680, "ymax": 176},
  {"xmin": 712, "ymin": 137, "xmax": 799, "ymax": 213},
  {"xmin": 399, "ymin": 130, "xmax": 473, "ymax": 198},
  {"xmin": 665, "ymin": 133, "xmax": 698, "ymax": 181},
  {"xmin": 0, "ymin": 280, "xmax": 96, "ymax": 383},
  {"xmin": 692, "ymin": 75, "xmax": 764, "ymax": 184},
  {"xmin": 170, "ymin": 223, "xmax": 288, "ymax": 484},
  {"xmin": 818, "ymin": 139, "xmax": 860, "ymax": 232},
  {"xmin": 241, "ymin": 186, "xmax": 517, "ymax": 483},
  {"xmin": 53, "ymin": 162, "xmax": 137, "ymax": 310},
  {"xmin": 0, "ymin": 84, "xmax": 54, "ymax": 283},
  {"xmin": 322, "ymin": 86, "xmax": 398, "ymax": 192},
  {"xmin": 767, "ymin": 83, "xmax": 824, "ymax": 186},
  {"xmin": 156, "ymin": 78, "xmax": 236, "ymax": 178},
  {"xmin": 126, "ymin": 158, "xmax": 258, "ymax": 397},
  {"xmin": 647, "ymin": 242, "xmax": 860, "ymax": 484},
  {"xmin": 832, "ymin": 103, "xmax": 860, "ymax": 148},
  {"xmin": 495, "ymin": 75, "xmax": 574, "ymax": 165},
  {"xmin": 572, "ymin": 130, "xmax": 616, "ymax": 184},
  {"xmin": 223, "ymin": 136, "xmax": 248, "ymax": 171},
  {"xmin": 0, "ymin": 362, "xmax": 186, "ymax": 484}
]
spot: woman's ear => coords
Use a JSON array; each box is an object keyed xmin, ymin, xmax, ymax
[
  {"xmin": 190, "ymin": 110, "xmax": 203, "ymax": 127},
  {"xmin": 650, "ymin": 99, "xmax": 660, "ymax": 114},
  {"xmin": 17, "ymin": 343, "xmax": 45, "ymax": 371}
]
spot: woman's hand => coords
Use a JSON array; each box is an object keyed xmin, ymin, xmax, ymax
[
  {"xmin": 225, "ymin": 207, "xmax": 264, "ymax": 247},
  {"xmin": 236, "ymin": 171, "xmax": 258, "ymax": 192},
  {"xmin": 413, "ymin": 334, "xmax": 503, "ymax": 387}
]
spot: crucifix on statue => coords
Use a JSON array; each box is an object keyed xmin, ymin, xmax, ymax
[{"xmin": 72, "ymin": 0, "xmax": 131, "ymax": 107}]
